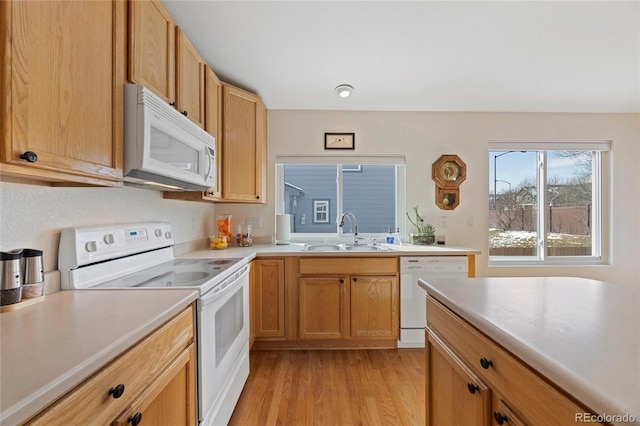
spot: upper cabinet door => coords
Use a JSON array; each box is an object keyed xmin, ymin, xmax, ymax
[
  {"xmin": 204, "ymin": 66, "xmax": 223, "ymax": 199},
  {"xmin": 0, "ymin": 0, "xmax": 126, "ymax": 186},
  {"xmin": 222, "ymin": 84, "xmax": 267, "ymax": 203},
  {"xmin": 128, "ymin": 0, "xmax": 175, "ymax": 104},
  {"xmin": 175, "ymin": 28, "xmax": 205, "ymax": 129}
]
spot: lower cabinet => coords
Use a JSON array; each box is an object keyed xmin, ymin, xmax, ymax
[
  {"xmin": 252, "ymin": 256, "xmax": 399, "ymax": 350},
  {"xmin": 426, "ymin": 296, "xmax": 602, "ymax": 426},
  {"xmin": 350, "ymin": 275, "xmax": 398, "ymax": 338},
  {"xmin": 26, "ymin": 306, "xmax": 196, "ymax": 426},
  {"xmin": 298, "ymin": 257, "xmax": 398, "ymax": 346},
  {"xmin": 252, "ymin": 258, "xmax": 286, "ymax": 339},
  {"xmin": 426, "ymin": 330, "xmax": 491, "ymax": 426},
  {"xmin": 299, "ymin": 274, "xmax": 398, "ymax": 340},
  {"xmin": 299, "ymin": 275, "xmax": 347, "ymax": 339}
]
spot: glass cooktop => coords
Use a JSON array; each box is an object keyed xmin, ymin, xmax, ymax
[{"xmin": 93, "ymin": 258, "xmax": 243, "ymax": 289}]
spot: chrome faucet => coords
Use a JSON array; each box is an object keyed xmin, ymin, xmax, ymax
[{"xmin": 338, "ymin": 212, "xmax": 361, "ymax": 245}]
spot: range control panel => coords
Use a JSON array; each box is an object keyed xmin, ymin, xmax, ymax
[{"xmin": 59, "ymin": 222, "xmax": 174, "ymax": 271}]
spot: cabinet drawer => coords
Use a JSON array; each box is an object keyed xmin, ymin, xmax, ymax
[
  {"xmin": 299, "ymin": 257, "xmax": 397, "ymax": 275},
  {"xmin": 426, "ymin": 296, "xmax": 591, "ymax": 426},
  {"xmin": 27, "ymin": 306, "xmax": 194, "ymax": 425}
]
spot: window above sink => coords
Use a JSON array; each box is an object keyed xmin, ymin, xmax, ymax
[{"xmin": 275, "ymin": 155, "xmax": 406, "ymax": 243}]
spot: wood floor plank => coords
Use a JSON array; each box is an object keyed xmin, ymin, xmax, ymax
[{"xmin": 229, "ymin": 349, "xmax": 425, "ymax": 426}]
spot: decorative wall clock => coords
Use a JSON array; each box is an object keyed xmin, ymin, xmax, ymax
[{"xmin": 432, "ymin": 155, "xmax": 466, "ymax": 210}]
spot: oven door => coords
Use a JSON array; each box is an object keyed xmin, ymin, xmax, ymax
[{"xmin": 197, "ymin": 264, "xmax": 250, "ymax": 425}]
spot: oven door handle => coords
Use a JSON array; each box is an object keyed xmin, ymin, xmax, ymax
[{"xmin": 200, "ymin": 264, "xmax": 249, "ymax": 307}]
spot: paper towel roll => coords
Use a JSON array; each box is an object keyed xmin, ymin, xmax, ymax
[{"xmin": 276, "ymin": 214, "xmax": 291, "ymax": 244}]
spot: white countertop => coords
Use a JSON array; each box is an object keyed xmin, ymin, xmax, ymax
[
  {"xmin": 0, "ymin": 289, "xmax": 199, "ymax": 426},
  {"xmin": 182, "ymin": 242, "xmax": 479, "ymax": 259},
  {"xmin": 418, "ymin": 276, "xmax": 640, "ymax": 425}
]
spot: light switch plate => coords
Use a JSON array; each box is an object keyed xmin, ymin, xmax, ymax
[{"xmin": 247, "ymin": 217, "xmax": 261, "ymax": 228}]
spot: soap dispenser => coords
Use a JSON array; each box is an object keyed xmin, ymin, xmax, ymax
[
  {"xmin": 386, "ymin": 227, "xmax": 394, "ymax": 244},
  {"xmin": 394, "ymin": 227, "xmax": 402, "ymax": 246}
]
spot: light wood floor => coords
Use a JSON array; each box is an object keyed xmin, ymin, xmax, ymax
[{"xmin": 229, "ymin": 349, "xmax": 425, "ymax": 426}]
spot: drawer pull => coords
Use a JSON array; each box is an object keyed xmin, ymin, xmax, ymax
[
  {"xmin": 20, "ymin": 151, "xmax": 38, "ymax": 163},
  {"xmin": 108, "ymin": 384, "xmax": 125, "ymax": 399},
  {"xmin": 339, "ymin": 278, "xmax": 345, "ymax": 284},
  {"xmin": 480, "ymin": 357, "xmax": 493, "ymax": 369},
  {"xmin": 494, "ymin": 411, "xmax": 508, "ymax": 425},
  {"xmin": 128, "ymin": 412, "xmax": 143, "ymax": 426},
  {"xmin": 467, "ymin": 383, "xmax": 479, "ymax": 394},
  {"xmin": 353, "ymin": 277, "xmax": 358, "ymax": 282}
]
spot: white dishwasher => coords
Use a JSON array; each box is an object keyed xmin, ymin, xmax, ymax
[{"xmin": 399, "ymin": 256, "xmax": 468, "ymax": 348}]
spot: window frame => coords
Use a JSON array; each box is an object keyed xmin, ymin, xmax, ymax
[
  {"xmin": 312, "ymin": 199, "xmax": 330, "ymax": 224},
  {"xmin": 488, "ymin": 141, "xmax": 609, "ymax": 266},
  {"xmin": 275, "ymin": 155, "xmax": 406, "ymax": 241}
]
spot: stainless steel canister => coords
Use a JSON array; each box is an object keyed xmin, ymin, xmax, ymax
[
  {"xmin": 21, "ymin": 249, "xmax": 44, "ymax": 299},
  {"xmin": 22, "ymin": 249, "xmax": 44, "ymax": 284},
  {"xmin": 1, "ymin": 249, "xmax": 23, "ymax": 306}
]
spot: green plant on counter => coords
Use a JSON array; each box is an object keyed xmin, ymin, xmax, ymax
[{"xmin": 406, "ymin": 205, "xmax": 435, "ymax": 235}]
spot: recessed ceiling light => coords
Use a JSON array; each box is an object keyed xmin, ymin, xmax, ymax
[{"xmin": 335, "ymin": 84, "xmax": 354, "ymax": 98}]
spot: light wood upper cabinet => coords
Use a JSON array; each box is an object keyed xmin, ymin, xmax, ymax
[
  {"xmin": 222, "ymin": 84, "xmax": 267, "ymax": 203},
  {"xmin": 128, "ymin": 0, "xmax": 175, "ymax": 104},
  {"xmin": 204, "ymin": 65, "xmax": 223, "ymax": 199},
  {"xmin": 129, "ymin": 0, "xmax": 205, "ymax": 129},
  {"xmin": 175, "ymin": 27, "xmax": 205, "ymax": 128},
  {"xmin": 0, "ymin": 0, "xmax": 125, "ymax": 186}
]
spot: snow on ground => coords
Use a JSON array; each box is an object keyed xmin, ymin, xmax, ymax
[{"xmin": 489, "ymin": 229, "xmax": 590, "ymax": 248}]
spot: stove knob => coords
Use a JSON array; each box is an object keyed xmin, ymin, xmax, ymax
[
  {"xmin": 155, "ymin": 229, "xmax": 163, "ymax": 237},
  {"xmin": 85, "ymin": 241, "xmax": 98, "ymax": 252},
  {"xmin": 165, "ymin": 231, "xmax": 172, "ymax": 239},
  {"xmin": 104, "ymin": 234, "xmax": 115, "ymax": 244}
]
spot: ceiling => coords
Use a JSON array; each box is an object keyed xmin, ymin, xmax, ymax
[{"xmin": 163, "ymin": 1, "xmax": 640, "ymax": 113}]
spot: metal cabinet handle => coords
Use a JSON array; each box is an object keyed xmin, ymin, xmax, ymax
[
  {"xmin": 20, "ymin": 151, "xmax": 38, "ymax": 163},
  {"xmin": 494, "ymin": 411, "xmax": 508, "ymax": 425},
  {"xmin": 480, "ymin": 357, "xmax": 493, "ymax": 369},
  {"xmin": 128, "ymin": 412, "xmax": 142, "ymax": 426},
  {"xmin": 467, "ymin": 383, "xmax": 479, "ymax": 394},
  {"xmin": 108, "ymin": 384, "xmax": 125, "ymax": 399}
]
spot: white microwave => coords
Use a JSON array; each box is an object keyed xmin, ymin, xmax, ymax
[{"xmin": 123, "ymin": 83, "xmax": 216, "ymax": 191}]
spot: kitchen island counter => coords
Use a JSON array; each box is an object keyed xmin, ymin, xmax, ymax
[
  {"xmin": 0, "ymin": 289, "xmax": 199, "ymax": 426},
  {"xmin": 419, "ymin": 276, "xmax": 639, "ymax": 425}
]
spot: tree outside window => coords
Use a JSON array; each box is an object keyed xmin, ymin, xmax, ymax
[{"xmin": 489, "ymin": 148, "xmax": 603, "ymax": 261}]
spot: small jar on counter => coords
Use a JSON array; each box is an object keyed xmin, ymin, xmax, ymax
[{"xmin": 235, "ymin": 224, "xmax": 252, "ymax": 247}]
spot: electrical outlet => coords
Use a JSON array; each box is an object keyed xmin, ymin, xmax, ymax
[
  {"xmin": 247, "ymin": 217, "xmax": 261, "ymax": 228},
  {"xmin": 466, "ymin": 216, "xmax": 474, "ymax": 227},
  {"xmin": 191, "ymin": 217, "xmax": 196, "ymax": 231},
  {"xmin": 440, "ymin": 216, "xmax": 447, "ymax": 229}
]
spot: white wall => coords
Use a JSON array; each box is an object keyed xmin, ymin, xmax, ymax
[
  {"xmin": 224, "ymin": 110, "xmax": 640, "ymax": 285},
  {"xmin": 0, "ymin": 181, "xmax": 215, "ymax": 273},
  {"xmin": 2, "ymin": 111, "xmax": 638, "ymax": 285}
]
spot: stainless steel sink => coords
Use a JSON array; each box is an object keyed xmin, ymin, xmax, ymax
[
  {"xmin": 302, "ymin": 243, "xmax": 387, "ymax": 252},
  {"xmin": 344, "ymin": 244, "xmax": 386, "ymax": 251},
  {"xmin": 303, "ymin": 243, "xmax": 344, "ymax": 251}
]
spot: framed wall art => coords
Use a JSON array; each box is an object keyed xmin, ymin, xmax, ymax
[{"xmin": 324, "ymin": 133, "xmax": 355, "ymax": 150}]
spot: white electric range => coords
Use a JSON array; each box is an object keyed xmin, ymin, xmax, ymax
[{"xmin": 58, "ymin": 222, "xmax": 250, "ymax": 426}]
